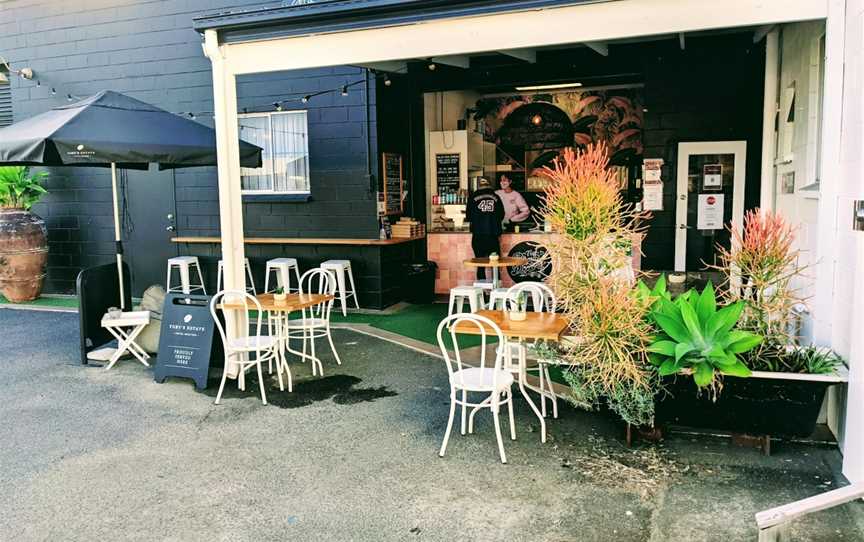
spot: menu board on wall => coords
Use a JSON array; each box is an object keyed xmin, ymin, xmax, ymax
[
  {"xmin": 435, "ymin": 153, "xmax": 461, "ymax": 193},
  {"xmin": 382, "ymin": 152, "xmax": 403, "ymax": 215}
]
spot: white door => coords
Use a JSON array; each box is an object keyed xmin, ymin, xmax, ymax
[{"xmin": 675, "ymin": 141, "xmax": 747, "ymax": 272}]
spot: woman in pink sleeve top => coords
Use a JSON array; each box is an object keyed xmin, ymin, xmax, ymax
[{"xmin": 495, "ymin": 175, "xmax": 531, "ymax": 224}]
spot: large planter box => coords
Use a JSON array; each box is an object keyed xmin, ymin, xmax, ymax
[{"xmin": 655, "ymin": 370, "xmax": 847, "ymax": 438}]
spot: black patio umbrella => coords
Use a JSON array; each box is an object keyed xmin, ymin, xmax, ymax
[{"xmin": 0, "ymin": 90, "xmax": 262, "ymax": 308}]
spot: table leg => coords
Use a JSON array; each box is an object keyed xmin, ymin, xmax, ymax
[
  {"xmin": 515, "ymin": 341, "xmax": 546, "ymax": 443},
  {"xmin": 492, "ymin": 266, "xmax": 500, "ymax": 290}
]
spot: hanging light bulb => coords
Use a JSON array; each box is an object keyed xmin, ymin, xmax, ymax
[
  {"xmin": 273, "ymin": 102, "xmax": 283, "ymax": 111},
  {"xmin": 341, "ymin": 85, "xmax": 348, "ymax": 96},
  {"xmin": 66, "ymin": 93, "xmax": 73, "ymax": 102},
  {"xmin": 384, "ymin": 76, "xmax": 392, "ymax": 87},
  {"xmin": 35, "ymin": 79, "xmax": 40, "ymax": 87},
  {"xmin": 188, "ymin": 112, "xmax": 196, "ymax": 120},
  {"xmin": 50, "ymin": 87, "xmax": 56, "ymax": 95},
  {"xmin": 301, "ymin": 95, "xmax": 310, "ymax": 104},
  {"xmin": 428, "ymin": 62, "xmax": 436, "ymax": 71}
]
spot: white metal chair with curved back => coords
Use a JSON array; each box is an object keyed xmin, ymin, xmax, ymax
[
  {"xmin": 502, "ymin": 282, "xmax": 560, "ymax": 419},
  {"xmin": 210, "ymin": 290, "xmax": 281, "ymax": 406},
  {"xmin": 437, "ymin": 313, "xmax": 515, "ymax": 464},
  {"xmin": 285, "ymin": 268, "xmax": 342, "ymax": 377}
]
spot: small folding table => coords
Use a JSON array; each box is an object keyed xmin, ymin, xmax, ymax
[{"xmin": 100, "ymin": 310, "xmax": 151, "ymax": 370}]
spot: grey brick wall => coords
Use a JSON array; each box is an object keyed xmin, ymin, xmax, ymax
[{"xmin": 0, "ymin": 0, "xmax": 379, "ymax": 294}]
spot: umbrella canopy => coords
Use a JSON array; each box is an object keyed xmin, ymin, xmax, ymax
[
  {"xmin": 0, "ymin": 90, "xmax": 261, "ymax": 168},
  {"xmin": 0, "ymin": 90, "xmax": 262, "ymax": 310}
]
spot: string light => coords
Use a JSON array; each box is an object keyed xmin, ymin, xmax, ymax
[
  {"xmin": 50, "ymin": 87, "xmax": 56, "ymax": 95},
  {"xmin": 301, "ymin": 95, "xmax": 310, "ymax": 104},
  {"xmin": 428, "ymin": 62, "xmax": 436, "ymax": 71},
  {"xmin": 273, "ymin": 102, "xmax": 283, "ymax": 111},
  {"xmin": 383, "ymin": 75, "xmax": 392, "ymax": 87},
  {"xmin": 340, "ymin": 85, "xmax": 348, "ymax": 96},
  {"xmin": 66, "ymin": 93, "xmax": 73, "ymax": 101}
]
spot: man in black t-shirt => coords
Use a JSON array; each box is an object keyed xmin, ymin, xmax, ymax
[{"xmin": 465, "ymin": 177, "xmax": 505, "ymax": 280}]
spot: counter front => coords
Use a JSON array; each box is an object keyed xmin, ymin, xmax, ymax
[{"xmin": 427, "ymin": 231, "xmax": 643, "ymax": 294}]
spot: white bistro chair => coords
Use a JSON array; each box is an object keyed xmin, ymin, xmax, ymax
[
  {"xmin": 502, "ymin": 282, "xmax": 559, "ymax": 419},
  {"xmin": 217, "ymin": 258, "xmax": 256, "ymax": 295},
  {"xmin": 437, "ymin": 313, "xmax": 515, "ymax": 464},
  {"xmin": 264, "ymin": 257, "xmax": 302, "ymax": 293},
  {"xmin": 210, "ymin": 290, "xmax": 282, "ymax": 405},
  {"xmin": 320, "ymin": 259, "xmax": 360, "ymax": 316},
  {"xmin": 166, "ymin": 256, "xmax": 206, "ymax": 295},
  {"xmin": 285, "ymin": 268, "xmax": 342, "ymax": 376}
]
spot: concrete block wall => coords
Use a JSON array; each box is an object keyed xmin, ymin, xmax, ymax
[{"xmin": 0, "ymin": 1, "xmax": 378, "ymax": 294}]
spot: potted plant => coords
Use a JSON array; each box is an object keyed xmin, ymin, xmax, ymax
[
  {"xmin": 0, "ymin": 166, "xmax": 49, "ymax": 302},
  {"xmin": 273, "ymin": 286, "xmax": 287, "ymax": 304},
  {"xmin": 646, "ymin": 209, "xmax": 847, "ymax": 438},
  {"xmin": 507, "ymin": 291, "xmax": 528, "ymax": 321}
]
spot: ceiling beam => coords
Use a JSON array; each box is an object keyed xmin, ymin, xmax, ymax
[
  {"xmin": 429, "ymin": 55, "xmax": 471, "ymax": 69},
  {"xmin": 753, "ymin": 24, "xmax": 776, "ymax": 43},
  {"xmin": 354, "ymin": 61, "xmax": 408, "ymax": 73},
  {"xmin": 584, "ymin": 41, "xmax": 609, "ymax": 57},
  {"xmin": 499, "ymin": 48, "xmax": 536, "ymax": 63},
  {"xmin": 678, "ymin": 32, "xmax": 685, "ymax": 50}
]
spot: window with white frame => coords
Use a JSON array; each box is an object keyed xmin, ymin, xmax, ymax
[{"xmin": 239, "ymin": 110, "xmax": 310, "ymax": 194}]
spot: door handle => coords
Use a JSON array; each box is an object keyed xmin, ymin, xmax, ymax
[{"xmin": 678, "ymin": 224, "xmax": 690, "ymax": 230}]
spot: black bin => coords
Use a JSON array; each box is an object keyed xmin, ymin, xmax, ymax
[{"xmin": 403, "ymin": 261, "xmax": 438, "ymax": 304}]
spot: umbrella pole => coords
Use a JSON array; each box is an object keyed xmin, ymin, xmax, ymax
[{"xmin": 110, "ymin": 162, "xmax": 126, "ymax": 310}]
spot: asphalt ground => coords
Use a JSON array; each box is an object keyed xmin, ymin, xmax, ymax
[{"xmin": 1, "ymin": 307, "xmax": 863, "ymax": 541}]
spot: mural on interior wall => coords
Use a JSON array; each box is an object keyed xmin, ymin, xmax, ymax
[{"xmin": 472, "ymin": 89, "xmax": 644, "ymax": 168}]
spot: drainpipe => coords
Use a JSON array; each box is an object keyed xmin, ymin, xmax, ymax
[{"xmin": 759, "ymin": 28, "xmax": 780, "ymax": 212}]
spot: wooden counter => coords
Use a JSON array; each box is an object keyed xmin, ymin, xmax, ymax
[{"xmin": 171, "ymin": 235, "xmax": 425, "ymax": 246}]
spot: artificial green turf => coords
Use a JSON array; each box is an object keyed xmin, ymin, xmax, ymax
[{"xmin": 0, "ymin": 294, "xmax": 78, "ymax": 309}]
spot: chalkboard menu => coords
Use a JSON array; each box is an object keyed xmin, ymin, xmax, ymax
[
  {"xmin": 507, "ymin": 242, "xmax": 552, "ymax": 283},
  {"xmin": 154, "ymin": 293, "xmax": 216, "ymax": 390},
  {"xmin": 435, "ymin": 153, "xmax": 461, "ymax": 194},
  {"xmin": 382, "ymin": 152, "xmax": 403, "ymax": 215}
]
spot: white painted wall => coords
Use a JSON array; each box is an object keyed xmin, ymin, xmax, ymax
[
  {"xmin": 834, "ymin": 0, "xmax": 864, "ymax": 482},
  {"xmin": 773, "ymin": 21, "xmax": 826, "ymax": 342}
]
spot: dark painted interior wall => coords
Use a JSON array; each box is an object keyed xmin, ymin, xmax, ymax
[
  {"xmin": 0, "ymin": 1, "xmax": 379, "ymax": 294},
  {"xmin": 405, "ymin": 33, "xmax": 765, "ymax": 271}
]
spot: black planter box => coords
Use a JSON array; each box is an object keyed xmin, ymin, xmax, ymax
[{"xmin": 655, "ymin": 374, "xmax": 835, "ymax": 438}]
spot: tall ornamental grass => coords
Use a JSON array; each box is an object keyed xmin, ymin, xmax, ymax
[{"xmin": 536, "ymin": 144, "xmax": 657, "ymax": 427}]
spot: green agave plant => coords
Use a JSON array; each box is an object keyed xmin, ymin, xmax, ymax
[{"xmin": 646, "ymin": 282, "xmax": 762, "ymax": 388}]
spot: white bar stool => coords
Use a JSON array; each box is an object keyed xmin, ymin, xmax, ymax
[
  {"xmin": 448, "ymin": 285, "xmax": 485, "ymax": 316},
  {"xmin": 488, "ymin": 287, "xmax": 509, "ymax": 310},
  {"xmin": 166, "ymin": 256, "xmax": 206, "ymax": 294},
  {"xmin": 320, "ymin": 259, "xmax": 359, "ymax": 316},
  {"xmin": 217, "ymin": 258, "xmax": 256, "ymax": 295},
  {"xmin": 264, "ymin": 258, "xmax": 302, "ymax": 293}
]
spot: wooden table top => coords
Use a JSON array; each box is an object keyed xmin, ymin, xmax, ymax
[
  {"xmin": 463, "ymin": 257, "xmax": 529, "ymax": 268},
  {"xmin": 219, "ymin": 293, "xmax": 333, "ymax": 312},
  {"xmin": 451, "ymin": 310, "xmax": 569, "ymax": 341}
]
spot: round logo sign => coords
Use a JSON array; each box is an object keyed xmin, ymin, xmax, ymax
[
  {"xmin": 76, "ymin": 144, "xmax": 85, "ymax": 151},
  {"xmin": 183, "ymin": 314, "xmax": 193, "ymax": 323},
  {"xmin": 706, "ymin": 196, "xmax": 716, "ymax": 205},
  {"xmin": 507, "ymin": 241, "xmax": 552, "ymax": 283}
]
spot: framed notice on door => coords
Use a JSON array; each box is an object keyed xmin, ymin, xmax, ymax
[{"xmin": 382, "ymin": 152, "xmax": 403, "ymax": 215}]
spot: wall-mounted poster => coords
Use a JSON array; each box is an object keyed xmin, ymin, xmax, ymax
[
  {"xmin": 382, "ymin": 152, "xmax": 403, "ymax": 215},
  {"xmin": 703, "ymin": 164, "xmax": 723, "ymax": 189},
  {"xmin": 697, "ymin": 194, "xmax": 725, "ymax": 230},
  {"xmin": 643, "ymin": 181, "xmax": 664, "ymax": 211}
]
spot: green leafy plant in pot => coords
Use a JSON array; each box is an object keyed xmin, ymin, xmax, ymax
[
  {"xmin": 0, "ymin": 166, "xmax": 50, "ymax": 302},
  {"xmin": 646, "ymin": 282, "xmax": 762, "ymax": 396}
]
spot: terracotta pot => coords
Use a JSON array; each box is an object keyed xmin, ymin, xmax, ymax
[{"xmin": 0, "ymin": 208, "xmax": 48, "ymax": 302}]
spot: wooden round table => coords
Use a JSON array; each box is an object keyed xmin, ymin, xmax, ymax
[{"xmin": 463, "ymin": 257, "xmax": 528, "ymax": 289}]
